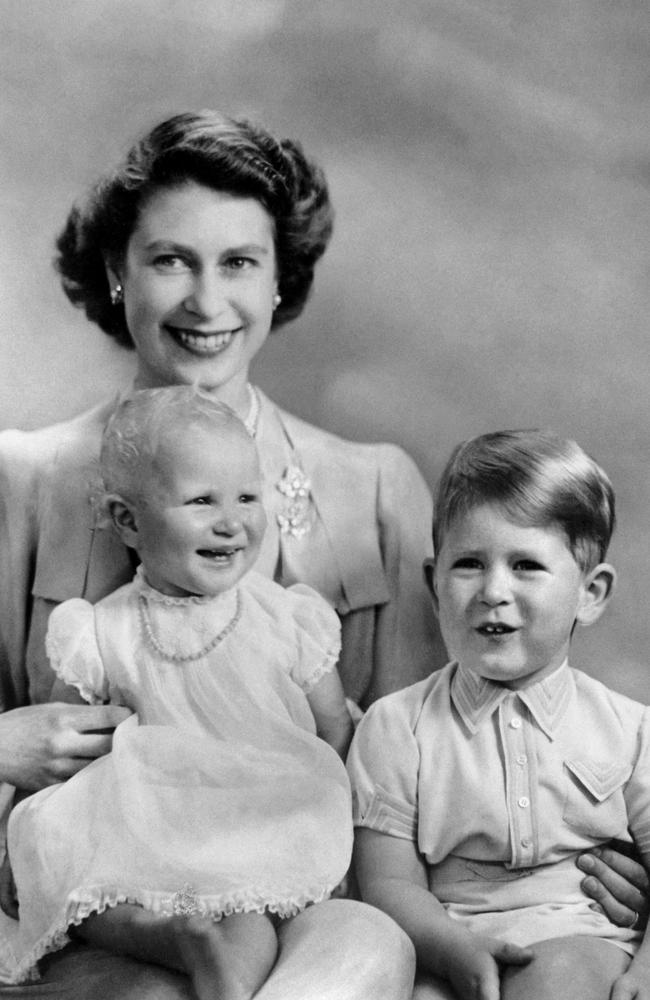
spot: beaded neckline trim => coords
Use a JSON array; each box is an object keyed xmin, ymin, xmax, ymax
[{"xmin": 138, "ymin": 589, "xmax": 242, "ymax": 663}]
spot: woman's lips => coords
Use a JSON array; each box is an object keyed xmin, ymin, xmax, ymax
[{"xmin": 169, "ymin": 327, "xmax": 237, "ymax": 355}]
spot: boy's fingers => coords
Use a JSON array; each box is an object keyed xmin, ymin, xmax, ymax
[{"xmin": 493, "ymin": 941, "xmax": 533, "ymax": 966}]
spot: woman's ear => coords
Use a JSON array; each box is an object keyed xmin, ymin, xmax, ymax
[
  {"xmin": 104, "ymin": 494, "xmax": 139, "ymax": 550},
  {"xmin": 423, "ymin": 557, "xmax": 440, "ymax": 617},
  {"xmin": 104, "ymin": 259, "xmax": 122, "ymax": 295},
  {"xmin": 576, "ymin": 563, "xmax": 616, "ymax": 627}
]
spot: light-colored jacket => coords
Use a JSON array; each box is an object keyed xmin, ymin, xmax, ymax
[{"xmin": 0, "ymin": 392, "xmax": 445, "ymax": 713}]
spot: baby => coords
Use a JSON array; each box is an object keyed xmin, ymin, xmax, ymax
[
  {"xmin": 6, "ymin": 386, "xmax": 353, "ymax": 998},
  {"xmin": 348, "ymin": 429, "xmax": 650, "ymax": 1000}
]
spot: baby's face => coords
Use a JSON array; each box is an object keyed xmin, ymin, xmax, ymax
[
  {"xmin": 134, "ymin": 424, "xmax": 266, "ymax": 598},
  {"xmin": 432, "ymin": 503, "xmax": 589, "ymax": 689}
]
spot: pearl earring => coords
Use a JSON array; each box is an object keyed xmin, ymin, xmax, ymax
[
  {"xmin": 110, "ymin": 284, "xmax": 124, "ymax": 306},
  {"xmin": 273, "ymin": 293, "xmax": 282, "ymax": 309}
]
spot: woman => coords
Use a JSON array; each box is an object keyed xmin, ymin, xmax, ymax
[{"xmin": 0, "ymin": 110, "xmax": 645, "ymax": 998}]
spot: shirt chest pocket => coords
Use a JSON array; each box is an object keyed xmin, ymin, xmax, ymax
[{"xmin": 562, "ymin": 757, "xmax": 631, "ymax": 839}]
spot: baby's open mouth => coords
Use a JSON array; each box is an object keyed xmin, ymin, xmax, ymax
[{"xmin": 197, "ymin": 548, "xmax": 242, "ymax": 561}]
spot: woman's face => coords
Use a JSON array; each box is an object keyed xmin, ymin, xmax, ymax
[{"xmin": 109, "ymin": 182, "xmax": 278, "ymax": 410}]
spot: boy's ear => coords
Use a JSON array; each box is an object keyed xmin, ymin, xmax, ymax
[
  {"xmin": 423, "ymin": 557, "xmax": 440, "ymax": 617},
  {"xmin": 104, "ymin": 494, "xmax": 139, "ymax": 550},
  {"xmin": 576, "ymin": 563, "xmax": 616, "ymax": 627}
]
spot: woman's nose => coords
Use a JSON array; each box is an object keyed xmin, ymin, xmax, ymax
[
  {"xmin": 478, "ymin": 566, "xmax": 512, "ymax": 605},
  {"xmin": 184, "ymin": 271, "xmax": 231, "ymax": 320}
]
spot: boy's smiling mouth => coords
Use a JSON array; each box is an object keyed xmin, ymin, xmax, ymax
[{"xmin": 476, "ymin": 623, "xmax": 517, "ymax": 636}]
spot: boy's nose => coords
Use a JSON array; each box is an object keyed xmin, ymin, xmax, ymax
[{"xmin": 478, "ymin": 567, "xmax": 512, "ymax": 605}]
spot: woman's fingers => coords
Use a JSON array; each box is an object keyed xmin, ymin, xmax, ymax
[
  {"xmin": 577, "ymin": 848, "xmax": 649, "ymax": 929},
  {"xmin": 0, "ymin": 703, "xmax": 132, "ymax": 790}
]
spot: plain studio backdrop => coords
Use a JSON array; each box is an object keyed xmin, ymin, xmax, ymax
[{"xmin": 2, "ymin": 0, "xmax": 649, "ymax": 700}]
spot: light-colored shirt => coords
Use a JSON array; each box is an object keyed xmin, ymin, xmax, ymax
[{"xmin": 347, "ymin": 661, "xmax": 650, "ymax": 872}]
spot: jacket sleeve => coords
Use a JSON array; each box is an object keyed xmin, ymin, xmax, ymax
[
  {"xmin": 338, "ymin": 445, "xmax": 447, "ymax": 707},
  {"xmin": 0, "ymin": 430, "xmax": 41, "ymax": 711}
]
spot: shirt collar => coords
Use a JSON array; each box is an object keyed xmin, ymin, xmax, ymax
[{"xmin": 450, "ymin": 661, "xmax": 574, "ymax": 738}]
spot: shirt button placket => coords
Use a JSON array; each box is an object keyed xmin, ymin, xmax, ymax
[{"xmin": 502, "ymin": 699, "xmax": 535, "ymax": 866}]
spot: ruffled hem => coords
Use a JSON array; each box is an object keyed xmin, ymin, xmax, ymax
[
  {"xmin": 6, "ymin": 879, "xmax": 338, "ymax": 984},
  {"xmin": 301, "ymin": 645, "xmax": 338, "ymax": 694}
]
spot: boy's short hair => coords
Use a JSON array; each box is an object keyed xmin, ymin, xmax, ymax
[
  {"xmin": 100, "ymin": 385, "xmax": 250, "ymax": 504},
  {"xmin": 433, "ymin": 429, "xmax": 615, "ymax": 572}
]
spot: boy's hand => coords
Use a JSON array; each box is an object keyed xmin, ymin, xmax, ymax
[
  {"xmin": 611, "ymin": 970, "xmax": 650, "ymax": 999},
  {"xmin": 444, "ymin": 934, "xmax": 532, "ymax": 1000}
]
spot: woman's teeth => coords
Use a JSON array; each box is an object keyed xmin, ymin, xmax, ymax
[{"xmin": 175, "ymin": 329, "xmax": 234, "ymax": 353}]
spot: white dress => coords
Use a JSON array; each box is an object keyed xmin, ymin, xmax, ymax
[{"xmin": 6, "ymin": 569, "xmax": 352, "ymax": 983}]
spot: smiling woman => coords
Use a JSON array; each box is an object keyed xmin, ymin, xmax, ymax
[
  {"xmin": 0, "ymin": 110, "xmax": 429, "ymax": 999},
  {"xmin": 107, "ymin": 185, "xmax": 279, "ymax": 401}
]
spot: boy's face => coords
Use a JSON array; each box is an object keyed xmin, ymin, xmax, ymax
[
  {"xmin": 431, "ymin": 503, "xmax": 611, "ymax": 689},
  {"xmin": 129, "ymin": 423, "xmax": 266, "ymax": 598}
]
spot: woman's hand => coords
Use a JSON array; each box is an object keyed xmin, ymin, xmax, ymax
[
  {"xmin": 577, "ymin": 845, "xmax": 649, "ymax": 930},
  {"xmin": 0, "ymin": 703, "xmax": 132, "ymax": 791}
]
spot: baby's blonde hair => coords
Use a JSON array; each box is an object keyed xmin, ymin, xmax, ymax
[{"xmin": 100, "ymin": 386, "xmax": 250, "ymax": 504}]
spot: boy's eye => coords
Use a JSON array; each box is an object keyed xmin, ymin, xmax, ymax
[
  {"xmin": 451, "ymin": 557, "xmax": 482, "ymax": 570},
  {"xmin": 514, "ymin": 559, "xmax": 545, "ymax": 572}
]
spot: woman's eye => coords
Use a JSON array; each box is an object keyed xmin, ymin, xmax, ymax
[
  {"xmin": 224, "ymin": 256, "xmax": 254, "ymax": 272},
  {"xmin": 152, "ymin": 254, "xmax": 190, "ymax": 271}
]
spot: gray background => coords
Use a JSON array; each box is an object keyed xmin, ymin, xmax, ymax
[{"xmin": 2, "ymin": 0, "xmax": 649, "ymax": 699}]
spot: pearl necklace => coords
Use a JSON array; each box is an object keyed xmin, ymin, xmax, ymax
[
  {"xmin": 244, "ymin": 384, "xmax": 261, "ymax": 438},
  {"xmin": 138, "ymin": 590, "xmax": 242, "ymax": 663}
]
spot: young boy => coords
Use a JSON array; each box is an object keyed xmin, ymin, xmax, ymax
[{"xmin": 347, "ymin": 429, "xmax": 650, "ymax": 1000}]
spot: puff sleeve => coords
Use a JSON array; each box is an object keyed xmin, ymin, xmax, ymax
[
  {"xmin": 285, "ymin": 584, "xmax": 342, "ymax": 694},
  {"xmin": 45, "ymin": 599, "xmax": 109, "ymax": 705},
  {"xmin": 346, "ymin": 692, "xmax": 421, "ymax": 842}
]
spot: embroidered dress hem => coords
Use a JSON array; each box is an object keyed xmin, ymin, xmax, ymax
[{"xmin": 6, "ymin": 878, "xmax": 339, "ymax": 984}]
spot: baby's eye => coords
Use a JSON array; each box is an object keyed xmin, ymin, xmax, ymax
[
  {"xmin": 239, "ymin": 493, "xmax": 260, "ymax": 505},
  {"xmin": 188, "ymin": 496, "xmax": 211, "ymax": 506}
]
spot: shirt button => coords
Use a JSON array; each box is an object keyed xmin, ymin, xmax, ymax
[
  {"xmin": 516, "ymin": 754, "xmax": 528, "ymax": 765},
  {"xmin": 517, "ymin": 796, "xmax": 530, "ymax": 808},
  {"xmin": 510, "ymin": 718, "xmax": 522, "ymax": 729},
  {"xmin": 521, "ymin": 837, "xmax": 532, "ymax": 848}
]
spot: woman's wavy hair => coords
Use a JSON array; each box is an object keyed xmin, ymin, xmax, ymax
[
  {"xmin": 55, "ymin": 110, "xmax": 334, "ymax": 346},
  {"xmin": 433, "ymin": 429, "xmax": 615, "ymax": 573}
]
